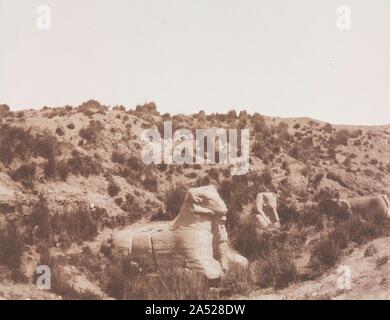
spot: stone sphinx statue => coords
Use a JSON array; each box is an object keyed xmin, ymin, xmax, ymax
[
  {"xmin": 254, "ymin": 192, "xmax": 281, "ymax": 229},
  {"xmin": 113, "ymin": 185, "xmax": 247, "ymax": 280}
]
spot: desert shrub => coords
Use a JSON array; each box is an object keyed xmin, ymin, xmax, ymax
[
  {"xmin": 114, "ymin": 197, "xmax": 123, "ymax": 206},
  {"xmin": 323, "ymin": 123, "xmax": 333, "ymax": 133},
  {"xmin": 218, "ymin": 174, "xmax": 271, "ymax": 232},
  {"xmin": 281, "ymin": 160, "xmax": 291, "ymax": 174},
  {"xmin": 112, "ymin": 151, "xmax": 127, "ymax": 165},
  {"xmin": 208, "ymin": 168, "xmax": 219, "ymax": 181},
  {"xmin": 154, "ymin": 268, "xmax": 212, "ymax": 300},
  {"xmin": 56, "ymin": 160, "xmax": 70, "ymax": 181},
  {"xmin": 56, "ymin": 127, "xmax": 65, "ymax": 136},
  {"xmin": 66, "ymin": 123, "xmax": 75, "ymax": 130},
  {"xmin": 50, "ymin": 259, "xmax": 101, "ymax": 300},
  {"xmin": 327, "ymin": 146, "xmax": 336, "ymax": 160},
  {"xmin": 252, "ymin": 142, "xmax": 269, "ymax": 161},
  {"xmin": 79, "ymin": 120, "xmax": 104, "ymax": 145},
  {"xmin": 113, "ymin": 105, "xmax": 126, "ymax": 112},
  {"xmin": 310, "ymin": 237, "xmax": 341, "ymax": 271},
  {"xmin": 156, "ymin": 163, "xmax": 167, "ymax": 172},
  {"xmin": 185, "ymin": 171, "xmax": 197, "ymax": 179},
  {"xmin": 44, "ymin": 156, "xmax": 57, "ymax": 178},
  {"xmin": 293, "ymin": 123, "xmax": 301, "ymax": 130},
  {"xmin": 135, "ymin": 102, "xmax": 158, "ymax": 115},
  {"xmin": 142, "ymin": 176, "xmax": 158, "ymax": 192},
  {"xmin": 52, "ymin": 203, "xmax": 100, "ymax": 243},
  {"xmin": 66, "ymin": 150, "xmax": 102, "ymax": 177},
  {"xmin": 34, "ymin": 134, "xmax": 57, "ymax": 159},
  {"xmin": 289, "ymin": 141, "xmax": 312, "ymax": 162},
  {"xmin": 370, "ymin": 158, "xmax": 378, "ymax": 165},
  {"xmin": 219, "ymin": 177, "xmax": 249, "ymax": 232},
  {"xmin": 310, "ymin": 214, "xmax": 388, "ymax": 274},
  {"xmin": 108, "ymin": 180, "xmax": 121, "ymax": 197},
  {"xmin": 0, "ymin": 223, "xmax": 25, "ymax": 269},
  {"xmin": 252, "ymin": 249, "xmax": 299, "ymax": 289},
  {"xmin": 0, "ymin": 104, "xmax": 10, "ymax": 114},
  {"xmin": 127, "ymin": 156, "xmax": 143, "ymax": 171},
  {"xmin": 103, "ymin": 256, "xmax": 212, "ymax": 300},
  {"xmin": 253, "ymin": 115, "xmax": 268, "ymax": 133},
  {"xmin": 299, "ymin": 205, "xmax": 324, "ymax": 230},
  {"xmin": 261, "ymin": 166, "xmax": 274, "ymax": 187},
  {"xmin": 226, "ymin": 110, "xmax": 237, "ymax": 123},
  {"xmin": 275, "ymin": 122, "xmax": 290, "ymax": 141},
  {"xmin": 363, "ymin": 169, "xmax": 375, "ymax": 177},
  {"xmin": 12, "ymin": 163, "xmax": 37, "ymax": 188},
  {"xmin": 220, "ymin": 263, "xmax": 253, "ymax": 296},
  {"xmin": 333, "ymin": 130, "xmax": 350, "ymax": 146},
  {"xmin": 119, "ymin": 167, "xmax": 131, "ymax": 178},
  {"xmin": 78, "ymin": 100, "xmax": 107, "ymax": 115},
  {"xmin": 376, "ymin": 256, "xmax": 389, "ymax": 269},
  {"xmin": 0, "ymin": 125, "xmax": 35, "ymax": 165},
  {"xmin": 16, "ymin": 111, "xmax": 25, "ymax": 119},
  {"xmin": 277, "ymin": 202, "xmax": 300, "ymax": 225},
  {"xmin": 195, "ymin": 175, "xmax": 212, "ymax": 188},
  {"xmin": 364, "ymin": 244, "xmax": 377, "ymax": 257},
  {"xmin": 232, "ymin": 219, "xmax": 303, "ymax": 260},
  {"xmin": 29, "ymin": 198, "xmax": 53, "ymax": 244},
  {"xmin": 107, "ymin": 193, "xmax": 144, "ymax": 225},
  {"xmin": 165, "ymin": 183, "xmax": 188, "ymax": 220}
]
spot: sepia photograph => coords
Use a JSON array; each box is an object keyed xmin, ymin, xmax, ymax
[{"xmin": 0, "ymin": 0, "xmax": 390, "ymax": 305}]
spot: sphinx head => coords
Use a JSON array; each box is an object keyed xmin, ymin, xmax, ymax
[{"xmin": 171, "ymin": 185, "xmax": 228, "ymax": 229}]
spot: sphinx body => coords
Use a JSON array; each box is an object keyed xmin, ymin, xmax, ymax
[
  {"xmin": 338, "ymin": 194, "xmax": 390, "ymax": 219},
  {"xmin": 113, "ymin": 185, "xmax": 247, "ymax": 280}
]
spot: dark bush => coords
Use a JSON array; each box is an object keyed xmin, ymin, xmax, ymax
[
  {"xmin": 112, "ymin": 151, "xmax": 127, "ymax": 165},
  {"xmin": 12, "ymin": 163, "xmax": 36, "ymax": 187},
  {"xmin": 56, "ymin": 160, "xmax": 70, "ymax": 181},
  {"xmin": 277, "ymin": 202, "xmax": 300, "ymax": 225},
  {"xmin": 79, "ymin": 120, "xmax": 104, "ymax": 145},
  {"xmin": 0, "ymin": 125, "xmax": 35, "ymax": 165},
  {"xmin": 127, "ymin": 157, "xmax": 143, "ymax": 171},
  {"xmin": 34, "ymin": 134, "xmax": 57, "ymax": 159},
  {"xmin": 0, "ymin": 223, "xmax": 25, "ymax": 269},
  {"xmin": 252, "ymin": 249, "xmax": 299, "ymax": 289},
  {"xmin": 310, "ymin": 237, "xmax": 341, "ymax": 270},
  {"xmin": 333, "ymin": 130, "xmax": 350, "ymax": 146},
  {"xmin": 67, "ymin": 151, "xmax": 102, "ymax": 177},
  {"xmin": 108, "ymin": 180, "xmax": 121, "ymax": 197},
  {"xmin": 44, "ymin": 156, "xmax": 57, "ymax": 178},
  {"xmin": 142, "ymin": 176, "xmax": 158, "ymax": 192},
  {"xmin": 56, "ymin": 127, "xmax": 65, "ymax": 136},
  {"xmin": 52, "ymin": 203, "xmax": 100, "ymax": 243},
  {"xmin": 30, "ymin": 197, "xmax": 53, "ymax": 244},
  {"xmin": 165, "ymin": 183, "xmax": 188, "ymax": 220}
]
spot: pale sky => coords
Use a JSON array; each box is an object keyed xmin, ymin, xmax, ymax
[{"xmin": 0, "ymin": 0, "xmax": 389, "ymax": 125}]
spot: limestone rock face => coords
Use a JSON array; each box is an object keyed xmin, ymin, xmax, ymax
[{"xmin": 113, "ymin": 185, "xmax": 248, "ymax": 279}]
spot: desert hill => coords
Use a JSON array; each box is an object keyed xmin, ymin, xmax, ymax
[{"xmin": 0, "ymin": 100, "xmax": 389, "ymax": 300}]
